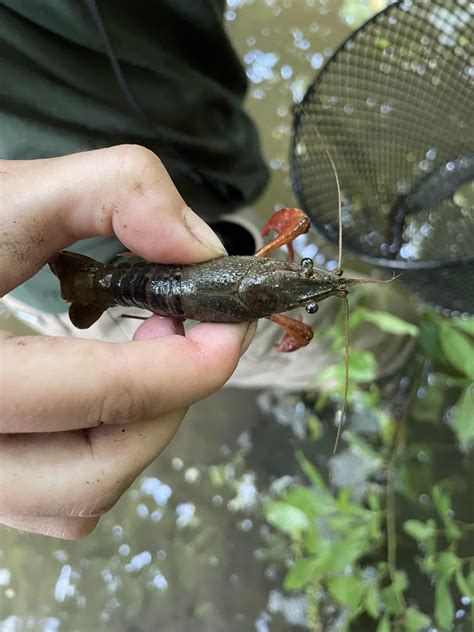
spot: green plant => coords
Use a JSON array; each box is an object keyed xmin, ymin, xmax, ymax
[{"xmin": 264, "ymin": 303, "xmax": 474, "ymax": 631}]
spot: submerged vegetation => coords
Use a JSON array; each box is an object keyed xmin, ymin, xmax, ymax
[{"xmin": 264, "ymin": 302, "xmax": 474, "ymax": 631}]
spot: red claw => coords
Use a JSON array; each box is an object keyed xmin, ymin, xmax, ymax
[
  {"xmin": 256, "ymin": 208, "xmax": 310, "ymax": 260},
  {"xmin": 267, "ymin": 313, "xmax": 314, "ymax": 353}
]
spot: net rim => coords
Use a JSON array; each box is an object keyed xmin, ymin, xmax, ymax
[{"xmin": 290, "ymin": 0, "xmax": 473, "ymax": 270}]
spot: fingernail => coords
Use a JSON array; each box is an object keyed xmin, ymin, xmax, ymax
[
  {"xmin": 240, "ymin": 321, "xmax": 257, "ymax": 356},
  {"xmin": 184, "ymin": 207, "xmax": 227, "ymax": 256}
]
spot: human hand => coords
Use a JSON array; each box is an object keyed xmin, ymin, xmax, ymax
[{"xmin": 0, "ymin": 145, "xmax": 255, "ymax": 539}]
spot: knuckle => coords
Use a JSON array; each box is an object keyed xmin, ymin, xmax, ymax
[
  {"xmin": 103, "ymin": 145, "xmax": 167, "ymax": 221},
  {"xmin": 109, "ymin": 144, "xmax": 163, "ymax": 177},
  {"xmin": 88, "ymin": 348, "xmax": 147, "ymax": 426},
  {"xmin": 93, "ymin": 383, "xmax": 146, "ymax": 425}
]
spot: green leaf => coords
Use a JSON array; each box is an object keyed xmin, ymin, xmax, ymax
[
  {"xmin": 431, "ymin": 487, "xmax": 463, "ymax": 541},
  {"xmin": 381, "ymin": 572, "xmax": 408, "ymax": 616},
  {"xmin": 365, "ymin": 585, "xmax": 380, "ymax": 618},
  {"xmin": 348, "ymin": 349, "xmax": 377, "ymax": 382},
  {"xmin": 306, "ymin": 414, "xmax": 323, "ymax": 441},
  {"xmin": 327, "ymin": 514, "xmax": 357, "ymax": 532},
  {"xmin": 421, "ymin": 553, "xmax": 436, "ymax": 574},
  {"xmin": 284, "ymin": 557, "xmax": 319, "ymax": 591},
  {"xmin": 337, "ymin": 485, "xmax": 352, "ymax": 508},
  {"xmin": 403, "ymin": 519, "xmax": 436, "ymax": 542},
  {"xmin": 434, "ymin": 580, "xmax": 454, "ymax": 630},
  {"xmin": 393, "ymin": 570, "xmax": 409, "ymax": 593},
  {"xmin": 455, "ymin": 567, "xmax": 472, "ymax": 599},
  {"xmin": 367, "ymin": 490, "xmax": 381, "ymax": 512},
  {"xmin": 405, "ymin": 608, "xmax": 430, "ymax": 632},
  {"xmin": 348, "ymin": 306, "xmax": 370, "ymax": 329},
  {"xmin": 295, "ymin": 451, "xmax": 329, "ymax": 493},
  {"xmin": 313, "ymin": 349, "xmax": 376, "ymax": 386},
  {"xmin": 327, "ymin": 575, "xmax": 365, "ymax": 612},
  {"xmin": 381, "ymin": 585, "xmax": 399, "ymax": 615},
  {"xmin": 329, "ymin": 514, "xmax": 371, "ymax": 535},
  {"xmin": 321, "ymin": 538, "xmax": 367, "ymax": 573},
  {"xmin": 439, "ymin": 324, "xmax": 474, "ymax": 378},
  {"xmin": 344, "ymin": 432, "xmax": 385, "ymax": 467},
  {"xmin": 444, "ymin": 521, "xmax": 462, "ymax": 542},
  {"xmin": 283, "ymin": 486, "xmax": 334, "ymax": 519},
  {"xmin": 361, "ymin": 310, "xmax": 419, "ymax": 337},
  {"xmin": 451, "ymin": 317, "xmax": 474, "ymax": 336},
  {"xmin": 335, "ymin": 487, "xmax": 374, "ymax": 520},
  {"xmin": 265, "ymin": 501, "xmax": 310, "ymax": 536},
  {"xmin": 376, "ymin": 615, "xmax": 390, "ymax": 632},
  {"xmin": 303, "ymin": 524, "xmax": 320, "ymax": 554},
  {"xmin": 367, "ymin": 512, "xmax": 383, "ymax": 542},
  {"xmin": 418, "ymin": 320, "xmax": 445, "ymax": 363},
  {"xmin": 432, "ymin": 485, "xmax": 450, "ymax": 519},
  {"xmin": 433, "ymin": 551, "xmax": 459, "ymax": 581},
  {"xmin": 313, "ymin": 364, "xmax": 340, "ymax": 385},
  {"xmin": 452, "ymin": 384, "xmax": 474, "ymax": 450}
]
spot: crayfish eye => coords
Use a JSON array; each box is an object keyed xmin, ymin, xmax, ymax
[
  {"xmin": 305, "ymin": 302, "xmax": 319, "ymax": 314},
  {"xmin": 299, "ymin": 258, "xmax": 314, "ymax": 278}
]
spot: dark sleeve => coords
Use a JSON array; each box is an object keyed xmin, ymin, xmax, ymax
[{"xmin": 0, "ymin": 0, "xmax": 269, "ymax": 217}]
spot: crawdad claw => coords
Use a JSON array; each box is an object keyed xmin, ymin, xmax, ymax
[
  {"xmin": 267, "ymin": 313, "xmax": 314, "ymax": 352},
  {"xmin": 256, "ymin": 208, "xmax": 310, "ymax": 261}
]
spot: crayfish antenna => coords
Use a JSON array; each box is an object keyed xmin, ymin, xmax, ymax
[
  {"xmin": 296, "ymin": 99, "xmax": 348, "ymax": 452},
  {"xmin": 120, "ymin": 314, "xmax": 148, "ymax": 321},
  {"xmin": 343, "ymin": 273, "xmax": 400, "ymax": 287},
  {"xmin": 333, "ymin": 296, "xmax": 350, "ymax": 453},
  {"xmin": 296, "ymin": 99, "xmax": 343, "ymax": 272}
]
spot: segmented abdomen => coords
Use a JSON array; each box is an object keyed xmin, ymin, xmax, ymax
[{"xmin": 109, "ymin": 263, "xmax": 184, "ymax": 318}]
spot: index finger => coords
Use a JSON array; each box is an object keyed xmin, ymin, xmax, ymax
[{"xmin": 0, "ymin": 145, "xmax": 226, "ymax": 294}]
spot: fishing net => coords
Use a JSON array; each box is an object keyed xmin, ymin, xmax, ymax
[{"xmin": 291, "ymin": 0, "xmax": 474, "ymax": 314}]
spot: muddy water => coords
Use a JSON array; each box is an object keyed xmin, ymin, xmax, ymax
[{"xmin": 0, "ymin": 2, "xmax": 389, "ymax": 631}]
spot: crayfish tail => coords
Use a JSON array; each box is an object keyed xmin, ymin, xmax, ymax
[
  {"xmin": 49, "ymin": 251, "xmax": 101, "ymax": 299},
  {"xmin": 49, "ymin": 251, "xmax": 109, "ymax": 328},
  {"xmin": 48, "ymin": 250, "xmax": 104, "ymax": 292},
  {"xmin": 69, "ymin": 301, "xmax": 107, "ymax": 329}
]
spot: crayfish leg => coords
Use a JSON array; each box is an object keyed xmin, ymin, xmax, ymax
[
  {"xmin": 255, "ymin": 208, "xmax": 310, "ymax": 260},
  {"xmin": 267, "ymin": 313, "xmax": 314, "ymax": 353}
]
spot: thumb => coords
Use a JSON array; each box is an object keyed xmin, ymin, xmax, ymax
[{"xmin": 0, "ymin": 145, "xmax": 226, "ymax": 294}]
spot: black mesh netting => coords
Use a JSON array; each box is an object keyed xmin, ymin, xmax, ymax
[{"xmin": 291, "ymin": 0, "xmax": 473, "ymax": 314}]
